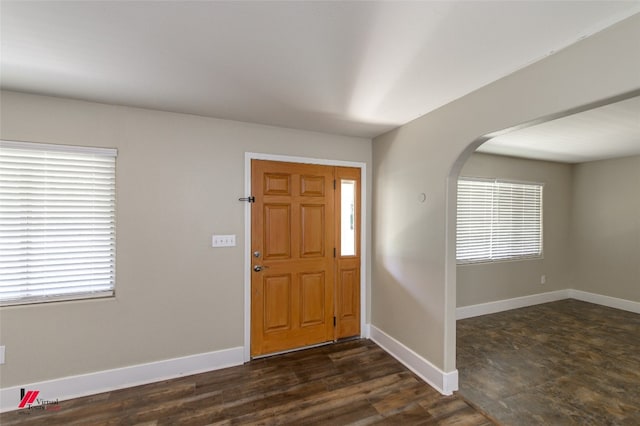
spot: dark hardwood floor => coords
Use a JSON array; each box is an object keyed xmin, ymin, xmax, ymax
[
  {"xmin": 2, "ymin": 339, "xmax": 494, "ymax": 425},
  {"xmin": 457, "ymin": 299, "xmax": 640, "ymax": 425}
]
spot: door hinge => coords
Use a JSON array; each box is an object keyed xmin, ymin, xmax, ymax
[
  {"xmin": 333, "ymin": 179, "xmax": 336, "ymax": 189},
  {"xmin": 333, "ymin": 248, "xmax": 336, "ymax": 258},
  {"xmin": 333, "ymin": 316, "xmax": 336, "ymax": 327},
  {"xmin": 238, "ymin": 196, "xmax": 255, "ymax": 203}
]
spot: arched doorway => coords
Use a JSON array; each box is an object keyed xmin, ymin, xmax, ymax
[{"xmin": 447, "ymin": 92, "xmax": 640, "ymax": 423}]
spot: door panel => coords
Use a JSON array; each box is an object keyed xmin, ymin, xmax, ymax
[
  {"xmin": 263, "ymin": 204, "xmax": 291, "ymax": 259},
  {"xmin": 300, "ymin": 272, "xmax": 325, "ymax": 326},
  {"xmin": 263, "ymin": 274, "xmax": 291, "ymax": 332},
  {"xmin": 339, "ymin": 268, "xmax": 358, "ymax": 318},
  {"xmin": 300, "ymin": 204, "xmax": 325, "ymax": 257},
  {"xmin": 264, "ymin": 173, "xmax": 291, "ymax": 195},
  {"xmin": 300, "ymin": 175, "xmax": 325, "ymax": 196},
  {"xmin": 336, "ymin": 262, "xmax": 360, "ymax": 338}
]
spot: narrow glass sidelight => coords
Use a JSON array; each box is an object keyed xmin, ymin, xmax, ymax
[{"xmin": 341, "ymin": 179, "xmax": 356, "ymax": 256}]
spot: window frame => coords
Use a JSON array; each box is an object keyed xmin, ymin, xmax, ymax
[
  {"xmin": 0, "ymin": 140, "xmax": 117, "ymax": 306},
  {"xmin": 456, "ymin": 176, "xmax": 544, "ymax": 265}
]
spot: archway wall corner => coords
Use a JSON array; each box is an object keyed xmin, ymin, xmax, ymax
[{"xmin": 372, "ymin": 13, "xmax": 640, "ymax": 375}]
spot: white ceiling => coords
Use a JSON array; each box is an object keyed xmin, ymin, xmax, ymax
[
  {"xmin": 478, "ymin": 96, "xmax": 640, "ymax": 163},
  {"xmin": 1, "ymin": 1, "xmax": 639, "ymax": 141}
]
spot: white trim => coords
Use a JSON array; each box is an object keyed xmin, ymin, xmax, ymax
[
  {"xmin": 243, "ymin": 153, "xmax": 252, "ymax": 362},
  {"xmin": 456, "ymin": 290, "xmax": 569, "ymax": 320},
  {"xmin": 359, "ymin": 165, "xmax": 368, "ymax": 342},
  {"xmin": 456, "ymin": 289, "xmax": 640, "ymax": 320},
  {"xmin": 243, "ymin": 152, "xmax": 368, "ymax": 361},
  {"xmin": 0, "ymin": 139, "xmax": 117, "ymax": 156},
  {"xmin": 568, "ymin": 289, "xmax": 640, "ymax": 314},
  {"xmin": 0, "ymin": 346, "xmax": 243, "ymax": 413},
  {"xmin": 362, "ymin": 323, "xmax": 371, "ymax": 339},
  {"xmin": 245, "ymin": 152, "xmax": 366, "ymax": 168},
  {"xmin": 369, "ymin": 325, "xmax": 458, "ymax": 395}
]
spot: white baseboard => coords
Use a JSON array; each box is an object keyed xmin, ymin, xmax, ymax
[
  {"xmin": 0, "ymin": 346, "xmax": 243, "ymax": 413},
  {"xmin": 569, "ymin": 289, "xmax": 640, "ymax": 314},
  {"xmin": 369, "ymin": 325, "xmax": 458, "ymax": 395},
  {"xmin": 456, "ymin": 289, "xmax": 640, "ymax": 320},
  {"xmin": 456, "ymin": 289, "xmax": 569, "ymax": 320}
]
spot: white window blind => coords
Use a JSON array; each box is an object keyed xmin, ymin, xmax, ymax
[
  {"xmin": 0, "ymin": 141, "xmax": 117, "ymax": 306},
  {"xmin": 457, "ymin": 178, "xmax": 543, "ymax": 264}
]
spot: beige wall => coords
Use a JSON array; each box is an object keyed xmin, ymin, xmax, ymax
[
  {"xmin": 372, "ymin": 14, "xmax": 640, "ymax": 372},
  {"xmin": 572, "ymin": 155, "xmax": 640, "ymax": 302},
  {"xmin": 456, "ymin": 153, "xmax": 573, "ymax": 307},
  {"xmin": 0, "ymin": 91, "xmax": 372, "ymax": 387}
]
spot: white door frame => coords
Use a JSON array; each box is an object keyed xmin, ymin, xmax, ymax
[{"xmin": 243, "ymin": 152, "xmax": 368, "ymax": 362}]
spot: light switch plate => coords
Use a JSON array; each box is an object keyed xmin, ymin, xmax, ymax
[
  {"xmin": 0, "ymin": 346, "xmax": 5, "ymax": 364},
  {"xmin": 212, "ymin": 234, "xmax": 236, "ymax": 247}
]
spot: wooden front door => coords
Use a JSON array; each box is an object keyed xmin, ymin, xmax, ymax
[{"xmin": 251, "ymin": 160, "xmax": 361, "ymax": 357}]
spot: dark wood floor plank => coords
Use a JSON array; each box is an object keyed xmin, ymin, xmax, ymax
[
  {"xmin": 295, "ymin": 399, "xmax": 380, "ymax": 426},
  {"xmin": 371, "ymin": 381, "xmax": 439, "ymax": 415},
  {"xmin": 371, "ymin": 402, "xmax": 435, "ymax": 425}
]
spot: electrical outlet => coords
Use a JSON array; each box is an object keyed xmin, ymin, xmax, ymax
[
  {"xmin": 540, "ymin": 274, "xmax": 546, "ymax": 284},
  {"xmin": 0, "ymin": 346, "xmax": 5, "ymax": 364},
  {"xmin": 212, "ymin": 234, "xmax": 236, "ymax": 247}
]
